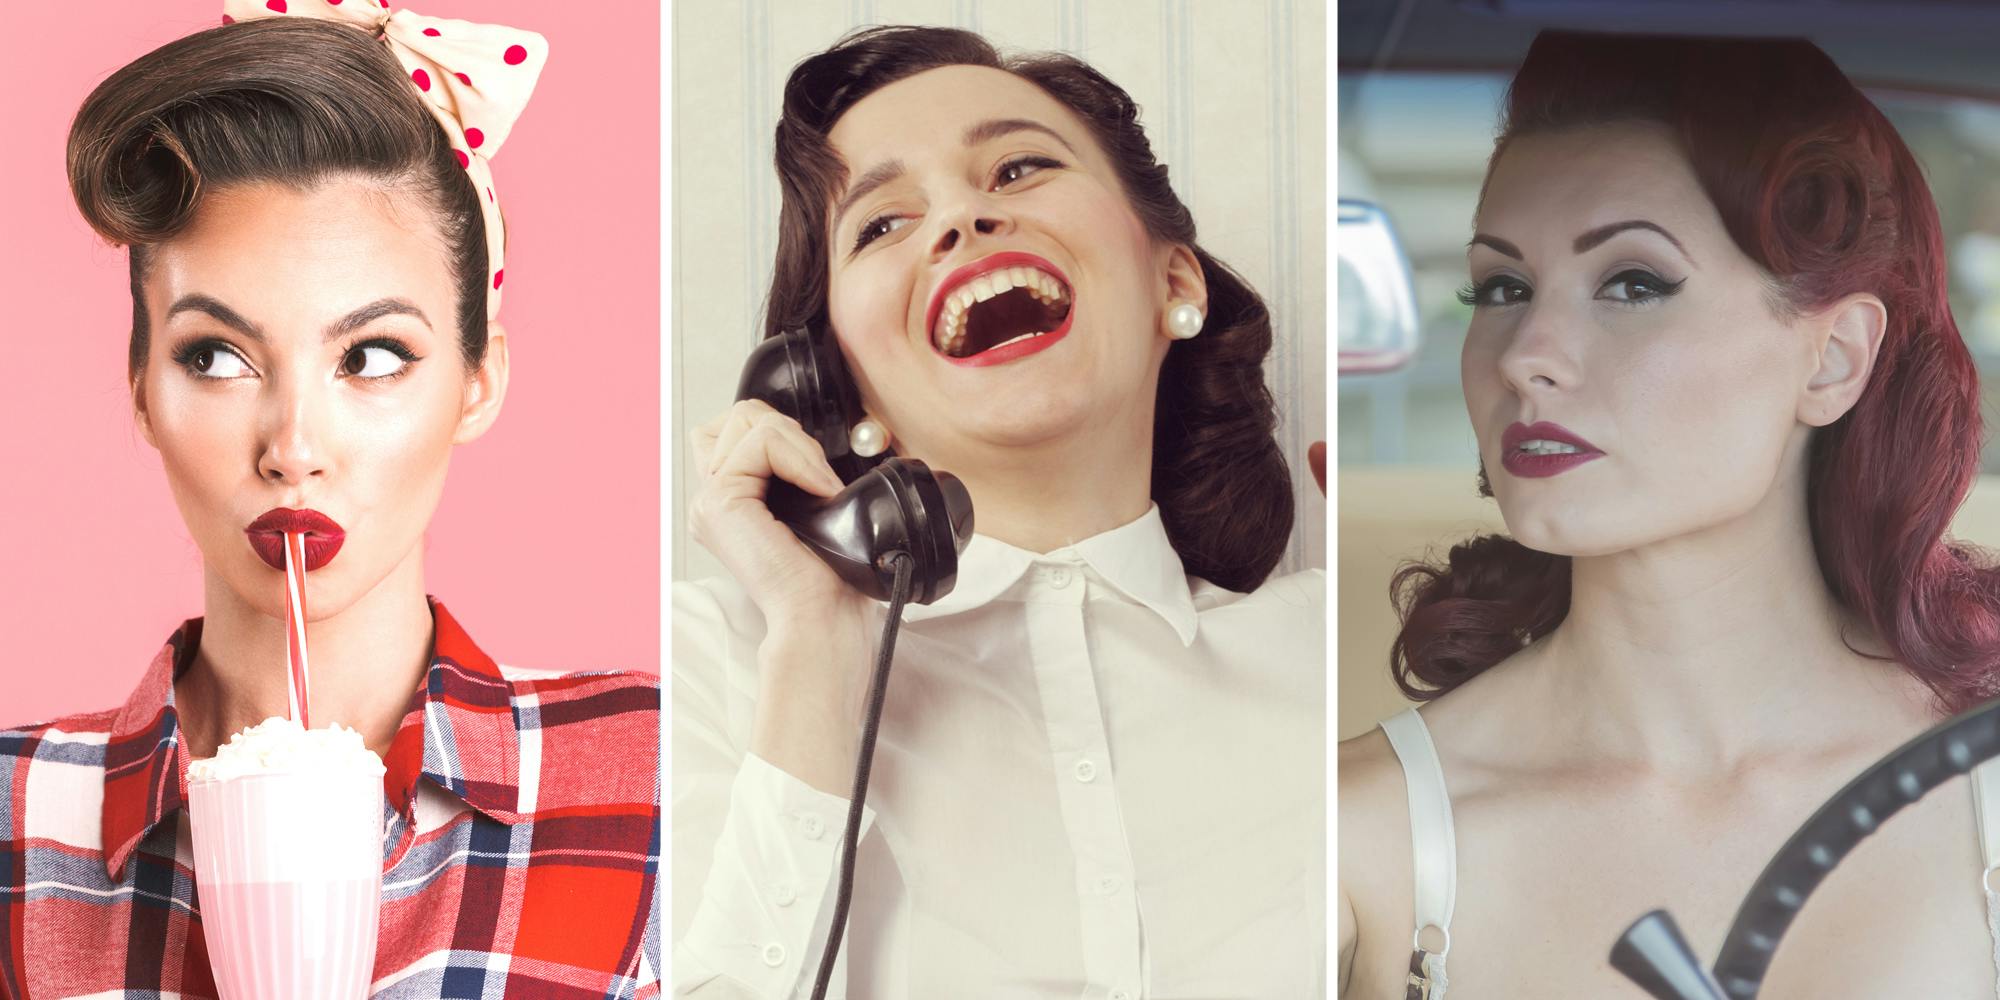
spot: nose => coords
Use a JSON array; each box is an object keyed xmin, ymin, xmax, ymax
[
  {"xmin": 1494, "ymin": 302, "xmax": 1580, "ymax": 398},
  {"xmin": 928, "ymin": 190, "xmax": 1012, "ymax": 260},
  {"xmin": 256, "ymin": 379, "xmax": 329, "ymax": 485}
]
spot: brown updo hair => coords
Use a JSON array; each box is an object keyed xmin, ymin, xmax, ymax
[
  {"xmin": 769, "ymin": 26, "xmax": 1294, "ymax": 593},
  {"xmin": 67, "ymin": 17, "xmax": 490, "ymax": 377}
]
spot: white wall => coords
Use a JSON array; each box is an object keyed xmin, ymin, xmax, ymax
[{"xmin": 672, "ymin": 0, "xmax": 1326, "ymax": 583}]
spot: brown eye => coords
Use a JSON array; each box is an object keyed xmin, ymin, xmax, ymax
[{"xmin": 339, "ymin": 344, "xmax": 413, "ymax": 379}]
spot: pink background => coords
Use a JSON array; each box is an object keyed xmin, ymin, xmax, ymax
[{"xmin": 0, "ymin": 0, "xmax": 660, "ymax": 724}]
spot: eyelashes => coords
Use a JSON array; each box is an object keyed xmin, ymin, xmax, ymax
[
  {"xmin": 1456, "ymin": 268, "xmax": 1687, "ymax": 309},
  {"xmin": 849, "ymin": 153, "xmax": 1067, "ymax": 255},
  {"xmin": 170, "ymin": 336, "xmax": 425, "ymax": 383}
]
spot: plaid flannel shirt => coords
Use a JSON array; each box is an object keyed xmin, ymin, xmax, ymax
[{"xmin": 0, "ymin": 599, "xmax": 661, "ymax": 998}]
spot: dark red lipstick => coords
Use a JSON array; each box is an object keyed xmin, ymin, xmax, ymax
[
  {"xmin": 1500, "ymin": 421, "xmax": 1605, "ymax": 479},
  {"xmin": 246, "ymin": 508, "xmax": 345, "ymax": 571},
  {"xmin": 925, "ymin": 251, "xmax": 1075, "ymax": 368}
]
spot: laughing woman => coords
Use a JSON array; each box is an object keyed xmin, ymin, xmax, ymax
[
  {"xmin": 0, "ymin": 8, "xmax": 658, "ymax": 997},
  {"xmin": 674, "ymin": 26, "xmax": 1327, "ymax": 999}
]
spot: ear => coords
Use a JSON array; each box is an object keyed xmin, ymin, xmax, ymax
[
  {"xmin": 1157, "ymin": 243, "xmax": 1207, "ymax": 340},
  {"xmin": 132, "ymin": 373, "xmax": 158, "ymax": 450},
  {"xmin": 453, "ymin": 322, "xmax": 511, "ymax": 444},
  {"xmin": 1798, "ymin": 293, "xmax": 1886, "ymax": 428}
]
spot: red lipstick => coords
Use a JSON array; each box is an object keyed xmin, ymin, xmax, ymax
[
  {"xmin": 246, "ymin": 508, "xmax": 346, "ymax": 571},
  {"xmin": 925, "ymin": 251, "xmax": 1075, "ymax": 368},
  {"xmin": 1500, "ymin": 421, "xmax": 1604, "ymax": 478}
]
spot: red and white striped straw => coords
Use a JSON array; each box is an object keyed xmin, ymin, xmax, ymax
[{"xmin": 283, "ymin": 532, "xmax": 312, "ymax": 730}]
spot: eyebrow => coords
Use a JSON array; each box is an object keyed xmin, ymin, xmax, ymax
[
  {"xmin": 164, "ymin": 294, "xmax": 432, "ymax": 342},
  {"xmin": 1467, "ymin": 219, "xmax": 1694, "ymax": 265},
  {"xmin": 1574, "ymin": 219, "xmax": 1692, "ymax": 262},
  {"xmin": 830, "ymin": 117, "xmax": 1080, "ymax": 232}
]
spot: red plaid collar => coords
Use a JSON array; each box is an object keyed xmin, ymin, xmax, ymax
[{"xmin": 100, "ymin": 598, "xmax": 523, "ymax": 880}]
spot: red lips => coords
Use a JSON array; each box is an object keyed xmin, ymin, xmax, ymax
[
  {"xmin": 1499, "ymin": 421, "xmax": 1605, "ymax": 479},
  {"xmin": 246, "ymin": 508, "xmax": 346, "ymax": 571},
  {"xmin": 924, "ymin": 250, "xmax": 1075, "ymax": 368}
]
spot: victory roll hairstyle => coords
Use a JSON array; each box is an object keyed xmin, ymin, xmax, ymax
[
  {"xmin": 67, "ymin": 17, "xmax": 491, "ymax": 377},
  {"xmin": 1393, "ymin": 31, "xmax": 2000, "ymax": 714}
]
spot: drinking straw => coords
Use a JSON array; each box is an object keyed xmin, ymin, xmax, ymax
[{"xmin": 284, "ymin": 532, "xmax": 312, "ymax": 730}]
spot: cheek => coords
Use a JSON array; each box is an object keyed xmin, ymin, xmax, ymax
[{"xmin": 1616, "ymin": 323, "xmax": 1802, "ymax": 483}]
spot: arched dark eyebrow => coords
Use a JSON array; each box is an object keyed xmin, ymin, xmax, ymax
[
  {"xmin": 1467, "ymin": 220, "xmax": 1693, "ymax": 264},
  {"xmin": 831, "ymin": 117, "xmax": 1079, "ymax": 234},
  {"xmin": 165, "ymin": 294, "xmax": 431, "ymax": 342}
]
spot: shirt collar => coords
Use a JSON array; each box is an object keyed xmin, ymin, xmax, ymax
[
  {"xmin": 101, "ymin": 598, "xmax": 522, "ymax": 881},
  {"xmin": 899, "ymin": 503, "xmax": 1200, "ymax": 646}
]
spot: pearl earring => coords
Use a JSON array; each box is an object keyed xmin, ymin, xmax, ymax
[
  {"xmin": 1167, "ymin": 302, "xmax": 1204, "ymax": 340},
  {"xmin": 849, "ymin": 417, "xmax": 890, "ymax": 458}
]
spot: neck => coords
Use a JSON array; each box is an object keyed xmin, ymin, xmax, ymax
[
  {"xmin": 1524, "ymin": 461, "xmax": 1932, "ymax": 774},
  {"xmin": 919, "ymin": 408, "xmax": 1155, "ymax": 554},
  {"xmin": 175, "ymin": 550, "xmax": 434, "ymax": 761}
]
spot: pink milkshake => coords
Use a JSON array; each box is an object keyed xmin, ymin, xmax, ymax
[{"xmin": 189, "ymin": 717, "xmax": 387, "ymax": 999}]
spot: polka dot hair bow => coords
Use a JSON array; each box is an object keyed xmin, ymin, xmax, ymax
[{"xmin": 221, "ymin": 0, "xmax": 548, "ymax": 321}]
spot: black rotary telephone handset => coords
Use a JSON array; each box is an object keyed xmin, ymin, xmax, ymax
[
  {"xmin": 735, "ymin": 325, "xmax": 975, "ymax": 604},
  {"xmin": 734, "ymin": 325, "xmax": 974, "ymax": 1000}
]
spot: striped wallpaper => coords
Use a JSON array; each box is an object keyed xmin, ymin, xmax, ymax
[{"xmin": 672, "ymin": 0, "xmax": 1327, "ymax": 584}]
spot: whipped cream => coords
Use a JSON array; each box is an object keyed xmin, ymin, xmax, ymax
[{"xmin": 188, "ymin": 716, "xmax": 386, "ymax": 784}]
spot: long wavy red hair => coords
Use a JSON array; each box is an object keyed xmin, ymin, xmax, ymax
[{"xmin": 1392, "ymin": 31, "xmax": 2000, "ymax": 714}]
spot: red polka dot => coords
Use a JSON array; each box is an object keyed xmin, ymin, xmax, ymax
[
  {"xmin": 328, "ymin": 0, "xmax": 342, "ymax": 4},
  {"xmin": 454, "ymin": 149, "xmax": 470, "ymax": 169},
  {"xmin": 411, "ymin": 69, "xmax": 430, "ymax": 91},
  {"xmin": 455, "ymin": 72, "xmax": 472, "ymax": 85},
  {"xmin": 265, "ymin": 0, "xmax": 286, "ymax": 11},
  {"xmin": 221, "ymin": 14, "xmax": 235, "ymax": 24},
  {"xmin": 486, "ymin": 187, "xmax": 494, "ymax": 201},
  {"xmin": 464, "ymin": 127, "xmax": 485, "ymax": 149},
  {"xmin": 504, "ymin": 44, "xmax": 527, "ymax": 65},
  {"xmin": 493, "ymin": 269, "xmax": 504, "ymax": 289},
  {"xmin": 423, "ymin": 27, "xmax": 441, "ymax": 36}
]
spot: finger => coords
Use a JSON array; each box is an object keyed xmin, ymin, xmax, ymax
[{"xmin": 712, "ymin": 422, "xmax": 845, "ymax": 497}]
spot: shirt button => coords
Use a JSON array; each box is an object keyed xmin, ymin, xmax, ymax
[
  {"xmin": 1110, "ymin": 990, "xmax": 1134, "ymax": 1000},
  {"xmin": 762, "ymin": 942, "xmax": 787, "ymax": 967},
  {"xmin": 1095, "ymin": 875, "xmax": 1122, "ymax": 895},
  {"xmin": 771, "ymin": 882, "xmax": 797, "ymax": 906},
  {"xmin": 1073, "ymin": 759, "xmax": 1097, "ymax": 783},
  {"xmin": 801, "ymin": 814, "xmax": 826, "ymax": 840},
  {"xmin": 1047, "ymin": 566, "xmax": 1073, "ymax": 588}
]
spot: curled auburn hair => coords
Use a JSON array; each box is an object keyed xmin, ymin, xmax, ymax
[
  {"xmin": 1393, "ymin": 31, "xmax": 2000, "ymax": 714},
  {"xmin": 769, "ymin": 26, "xmax": 1293, "ymax": 593},
  {"xmin": 67, "ymin": 17, "xmax": 490, "ymax": 376}
]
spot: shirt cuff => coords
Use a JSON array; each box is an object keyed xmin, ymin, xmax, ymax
[{"xmin": 677, "ymin": 752, "xmax": 878, "ymax": 997}]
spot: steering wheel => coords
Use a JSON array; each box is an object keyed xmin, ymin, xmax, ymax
[{"xmin": 1609, "ymin": 694, "xmax": 2000, "ymax": 999}]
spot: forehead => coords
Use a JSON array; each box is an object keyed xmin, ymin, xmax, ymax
[
  {"xmin": 827, "ymin": 64, "xmax": 1092, "ymax": 165},
  {"xmin": 145, "ymin": 177, "xmax": 451, "ymax": 308},
  {"xmin": 1478, "ymin": 122, "xmax": 1723, "ymax": 249}
]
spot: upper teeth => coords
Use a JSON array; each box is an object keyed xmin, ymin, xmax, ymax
[
  {"xmin": 934, "ymin": 265, "xmax": 1071, "ymax": 354},
  {"xmin": 1518, "ymin": 440, "xmax": 1581, "ymax": 455}
]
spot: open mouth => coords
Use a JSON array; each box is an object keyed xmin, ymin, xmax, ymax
[{"xmin": 929, "ymin": 254, "xmax": 1075, "ymax": 364}]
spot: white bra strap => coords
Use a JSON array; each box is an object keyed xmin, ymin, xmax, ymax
[
  {"xmin": 1381, "ymin": 708, "xmax": 1457, "ymax": 952},
  {"xmin": 1971, "ymin": 757, "xmax": 2000, "ymax": 997},
  {"xmin": 1974, "ymin": 758, "xmax": 2000, "ymax": 873}
]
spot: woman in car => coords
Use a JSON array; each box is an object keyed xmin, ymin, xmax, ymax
[{"xmin": 1341, "ymin": 30, "xmax": 2000, "ymax": 996}]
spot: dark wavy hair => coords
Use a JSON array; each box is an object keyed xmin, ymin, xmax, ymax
[
  {"xmin": 768, "ymin": 26, "xmax": 1293, "ymax": 592},
  {"xmin": 67, "ymin": 17, "xmax": 490, "ymax": 378},
  {"xmin": 1392, "ymin": 31, "xmax": 2000, "ymax": 715}
]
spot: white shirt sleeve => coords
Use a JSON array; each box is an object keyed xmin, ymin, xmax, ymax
[{"xmin": 671, "ymin": 579, "xmax": 877, "ymax": 999}]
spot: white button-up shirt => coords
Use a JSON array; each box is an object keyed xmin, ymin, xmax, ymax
[{"xmin": 673, "ymin": 505, "xmax": 1325, "ymax": 998}]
